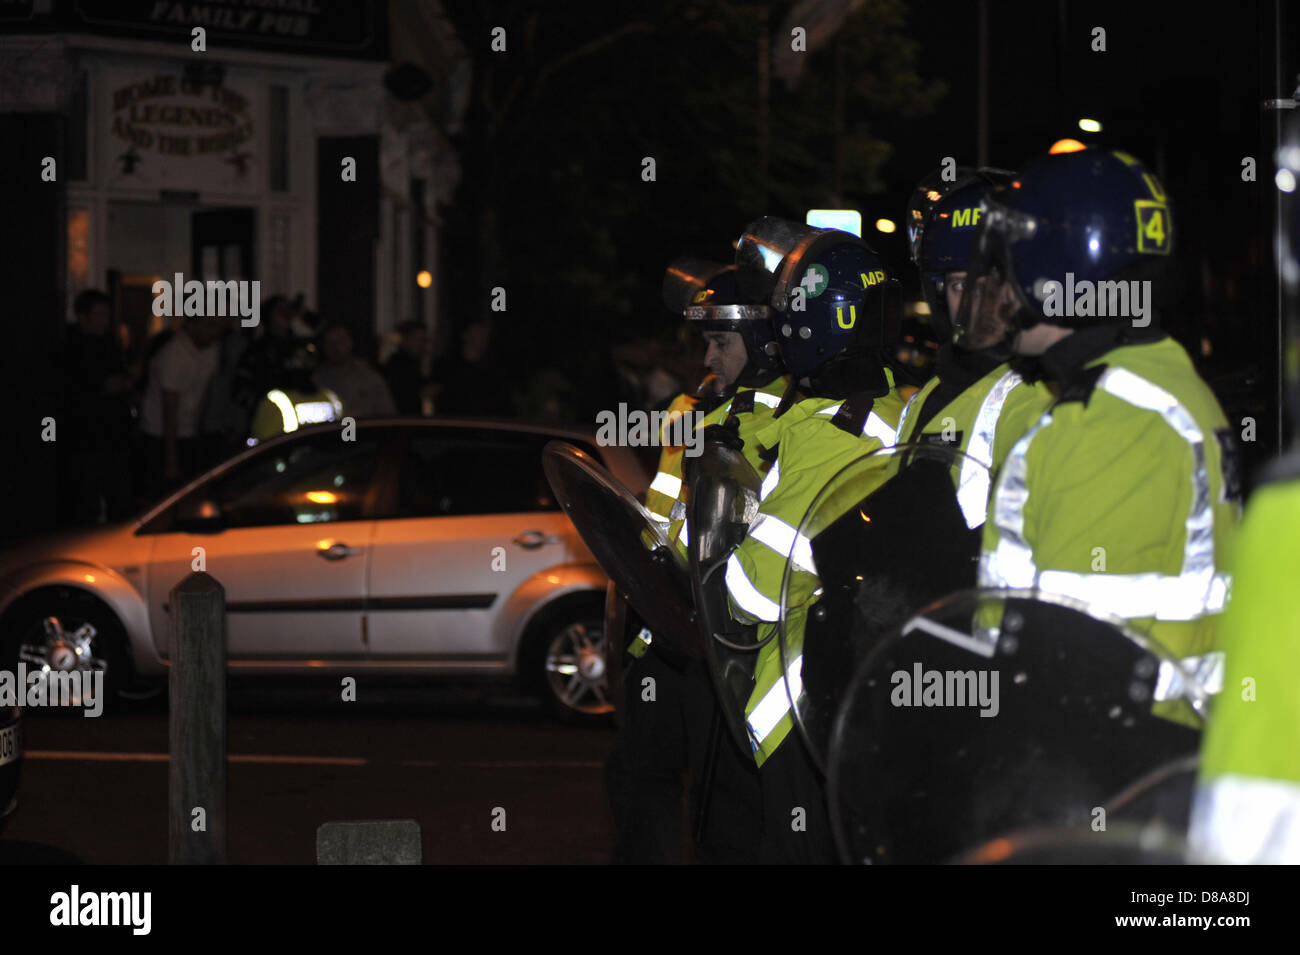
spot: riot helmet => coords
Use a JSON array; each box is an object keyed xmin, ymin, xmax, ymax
[
  {"xmin": 735, "ymin": 218, "xmax": 898, "ymax": 397},
  {"xmin": 906, "ymin": 165, "xmax": 977, "ymax": 268},
  {"xmin": 663, "ymin": 258, "xmax": 783, "ymax": 389},
  {"xmin": 953, "ymin": 148, "xmax": 1174, "ymax": 360},
  {"xmin": 914, "ymin": 168, "xmax": 1016, "ymax": 343}
]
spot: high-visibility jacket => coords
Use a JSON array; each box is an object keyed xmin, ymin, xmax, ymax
[
  {"xmin": 980, "ymin": 333, "xmax": 1240, "ymax": 681},
  {"xmin": 727, "ymin": 378, "xmax": 909, "ymax": 765},
  {"xmin": 894, "ymin": 360, "xmax": 1054, "ymax": 528},
  {"xmin": 644, "ymin": 392, "xmax": 704, "ymax": 524},
  {"xmin": 1189, "ymin": 472, "xmax": 1300, "ymax": 862},
  {"xmin": 248, "ymin": 386, "xmax": 342, "ymax": 445},
  {"xmin": 630, "ymin": 377, "xmax": 790, "ymax": 660}
]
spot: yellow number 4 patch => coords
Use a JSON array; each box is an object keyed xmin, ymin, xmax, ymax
[{"xmin": 1135, "ymin": 200, "xmax": 1170, "ymax": 254}]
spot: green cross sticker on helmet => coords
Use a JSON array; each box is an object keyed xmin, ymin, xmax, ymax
[{"xmin": 800, "ymin": 263, "xmax": 830, "ymax": 298}]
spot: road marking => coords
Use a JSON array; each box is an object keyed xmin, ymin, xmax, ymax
[
  {"xmin": 25, "ymin": 750, "xmax": 168, "ymax": 763},
  {"xmin": 399, "ymin": 760, "xmax": 604, "ymax": 769},
  {"xmin": 230, "ymin": 754, "xmax": 368, "ymax": 766},
  {"xmin": 25, "ymin": 750, "xmax": 368, "ymax": 766},
  {"xmin": 24, "ymin": 751, "xmax": 603, "ymax": 769}
]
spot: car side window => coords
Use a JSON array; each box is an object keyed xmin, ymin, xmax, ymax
[
  {"xmin": 383, "ymin": 430, "xmax": 600, "ymax": 519},
  {"xmin": 183, "ymin": 434, "xmax": 379, "ymax": 528}
]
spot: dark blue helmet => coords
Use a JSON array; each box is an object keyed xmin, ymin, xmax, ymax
[
  {"xmin": 953, "ymin": 148, "xmax": 1174, "ymax": 355},
  {"xmin": 735, "ymin": 218, "xmax": 895, "ymax": 391},
  {"xmin": 915, "ymin": 168, "xmax": 1016, "ymax": 342},
  {"xmin": 663, "ymin": 258, "xmax": 783, "ymax": 388},
  {"xmin": 906, "ymin": 165, "xmax": 976, "ymax": 267}
]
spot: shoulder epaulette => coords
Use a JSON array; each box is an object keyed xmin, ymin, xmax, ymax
[
  {"xmin": 830, "ymin": 392, "xmax": 876, "ymax": 436},
  {"xmin": 1054, "ymin": 364, "xmax": 1108, "ymax": 407}
]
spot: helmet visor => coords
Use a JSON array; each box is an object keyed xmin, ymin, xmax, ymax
[
  {"xmin": 952, "ymin": 205, "xmax": 1036, "ymax": 355},
  {"xmin": 921, "ymin": 271, "xmax": 961, "ymax": 345},
  {"xmin": 906, "ymin": 184, "xmax": 950, "ymax": 267},
  {"xmin": 735, "ymin": 218, "xmax": 826, "ymax": 306},
  {"xmin": 663, "ymin": 257, "xmax": 730, "ymax": 314}
]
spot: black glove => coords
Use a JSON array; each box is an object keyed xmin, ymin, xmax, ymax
[
  {"xmin": 683, "ymin": 417, "xmax": 743, "ymax": 484},
  {"xmin": 702, "ymin": 416, "xmax": 744, "ymax": 452}
]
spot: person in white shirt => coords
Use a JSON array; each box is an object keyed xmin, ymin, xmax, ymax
[
  {"xmin": 140, "ymin": 316, "xmax": 225, "ymax": 495},
  {"xmin": 312, "ymin": 322, "xmax": 396, "ymax": 419}
]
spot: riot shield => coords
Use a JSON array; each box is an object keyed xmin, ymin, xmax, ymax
[
  {"xmin": 777, "ymin": 443, "xmax": 989, "ymax": 773},
  {"xmin": 826, "ymin": 588, "xmax": 1210, "ymax": 865},
  {"xmin": 542, "ymin": 442, "xmax": 698, "ymax": 662},
  {"xmin": 1102, "ymin": 752, "xmax": 1199, "ymax": 836},
  {"xmin": 954, "ymin": 823, "xmax": 1189, "ymax": 865},
  {"xmin": 955, "ymin": 754, "xmax": 1199, "ymax": 864},
  {"xmin": 686, "ymin": 439, "xmax": 765, "ymax": 752}
]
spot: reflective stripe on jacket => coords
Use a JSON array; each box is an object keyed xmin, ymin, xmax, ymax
[
  {"xmin": 980, "ymin": 337, "xmax": 1239, "ymax": 665},
  {"xmin": 727, "ymin": 382, "xmax": 909, "ymax": 765},
  {"xmin": 1189, "ymin": 476, "xmax": 1300, "ymax": 863},
  {"xmin": 895, "ymin": 364, "xmax": 1053, "ymax": 529}
]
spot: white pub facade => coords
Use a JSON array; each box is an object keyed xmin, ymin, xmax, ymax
[{"xmin": 0, "ymin": 0, "xmax": 461, "ymax": 359}]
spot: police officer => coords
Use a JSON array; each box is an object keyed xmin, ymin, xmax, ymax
[
  {"xmin": 652, "ymin": 261, "xmax": 792, "ymax": 556},
  {"xmin": 642, "ymin": 381, "xmax": 725, "ymax": 524},
  {"xmin": 723, "ymin": 221, "xmax": 912, "ymax": 862},
  {"xmin": 642, "ymin": 272, "xmax": 739, "ymax": 524},
  {"xmin": 786, "ymin": 171, "xmax": 1059, "ymax": 765},
  {"xmin": 1189, "ymin": 452, "xmax": 1300, "ymax": 862},
  {"xmin": 895, "ymin": 168, "xmax": 1054, "ymax": 524},
  {"xmin": 1188, "ymin": 130, "xmax": 1300, "ymax": 863},
  {"xmin": 956, "ymin": 148, "xmax": 1240, "ymax": 678},
  {"xmin": 607, "ymin": 257, "xmax": 783, "ymax": 864}
]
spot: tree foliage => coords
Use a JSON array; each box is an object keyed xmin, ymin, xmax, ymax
[{"xmin": 439, "ymin": 0, "xmax": 943, "ymax": 421}]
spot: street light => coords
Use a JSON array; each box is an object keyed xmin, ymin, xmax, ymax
[
  {"xmin": 1050, "ymin": 138, "xmax": 1088, "ymax": 154},
  {"xmin": 1078, "ymin": 118, "xmax": 1102, "ymax": 133},
  {"xmin": 875, "ymin": 218, "xmax": 897, "ymax": 234}
]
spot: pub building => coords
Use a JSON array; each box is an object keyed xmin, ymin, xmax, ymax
[{"xmin": 0, "ymin": 1, "xmax": 467, "ymax": 537}]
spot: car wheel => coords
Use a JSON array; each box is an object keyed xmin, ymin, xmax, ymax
[
  {"xmin": 528, "ymin": 602, "xmax": 615, "ymax": 725},
  {"xmin": 1, "ymin": 590, "xmax": 130, "ymax": 713}
]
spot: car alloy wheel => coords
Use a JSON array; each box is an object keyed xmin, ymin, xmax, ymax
[
  {"xmin": 544, "ymin": 619, "xmax": 614, "ymax": 717},
  {"xmin": 16, "ymin": 615, "xmax": 109, "ymax": 708}
]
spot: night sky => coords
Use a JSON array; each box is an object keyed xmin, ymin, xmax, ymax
[{"xmin": 438, "ymin": 0, "xmax": 1290, "ymax": 474}]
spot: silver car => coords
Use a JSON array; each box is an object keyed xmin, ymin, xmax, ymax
[{"xmin": 0, "ymin": 419, "xmax": 648, "ymax": 722}]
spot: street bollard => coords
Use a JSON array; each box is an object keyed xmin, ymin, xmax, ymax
[{"xmin": 169, "ymin": 572, "xmax": 227, "ymax": 864}]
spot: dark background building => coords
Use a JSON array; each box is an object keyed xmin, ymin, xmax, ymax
[{"xmin": 1, "ymin": 0, "xmax": 1292, "ymax": 539}]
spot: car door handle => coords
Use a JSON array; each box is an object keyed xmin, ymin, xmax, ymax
[
  {"xmin": 317, "ymin": 542, "xmax": 360, "ymax": 561},
  {"xmin": 513, "ymin": 530, "xmax": 561, "ymax": 549}
]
